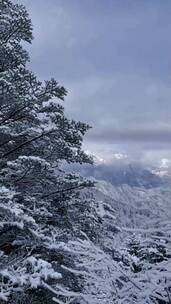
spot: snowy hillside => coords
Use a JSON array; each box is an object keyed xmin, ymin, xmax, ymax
[
  {"xmin": 78, "ymin": 179, "xmax": 171, "ymax": 303},
  {"xmin": 93, "ymin": 180, "xmax": 171, "ymax": 229}
]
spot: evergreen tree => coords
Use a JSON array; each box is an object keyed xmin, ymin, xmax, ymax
[{"xmin": 0, "ymin": 1, "xmax": 93, "ymax": 302}]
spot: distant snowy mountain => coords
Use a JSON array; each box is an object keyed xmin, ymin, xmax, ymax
[
  {"xmin": 68, "ymin": 161, "xmax": 166, "ymax": 188},
  {"xmin": 152, "ymin": 158, "xmax": 171, "ymax": 178}
]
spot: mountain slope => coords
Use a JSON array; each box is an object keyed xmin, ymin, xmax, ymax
[{"xmin": 78, "ymin": 179, "xmax": 171, "ymax": 303}]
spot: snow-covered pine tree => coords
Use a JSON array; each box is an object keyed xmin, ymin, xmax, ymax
[{"xmin": 0, "ymin": 1, "xmax": 94, "ymax": 302}]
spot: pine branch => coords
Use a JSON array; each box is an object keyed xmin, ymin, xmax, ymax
[
  {"xmin": 2, "ymin": 130, "xmax": 55, "ymax": 159},
  {"xmin": 41, "ymin": 184, "xmax": 86, "ymax": 199}
]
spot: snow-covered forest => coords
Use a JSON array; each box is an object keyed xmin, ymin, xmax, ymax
[{"xmin": 0, "ymin": 1, "xmax": 170, "ymax": 303}]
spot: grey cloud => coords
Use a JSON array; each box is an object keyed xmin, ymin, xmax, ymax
[
  {"xmin": 87, "ymin": 126, "xmax": 171, "ymax": 143},
  {"xmin": 17, "ymin": 0, "xmax": 171, "ymax": 162},
  {"xmin": 21, "ymin": 0, "xmax": 171, "ymax": 81},
  {"xmin": 66, "ymin": 74, "xmax": 171, "ymax": 146}
]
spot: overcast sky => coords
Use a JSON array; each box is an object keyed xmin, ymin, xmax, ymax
[{"xmin": 20, "ymin": 0, "xmax": 171, "ymax": 164}]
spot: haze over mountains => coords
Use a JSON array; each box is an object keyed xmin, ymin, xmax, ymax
[{"xmin": 68, "ymin": 152, "xmax": 171, "ymax": 189}]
